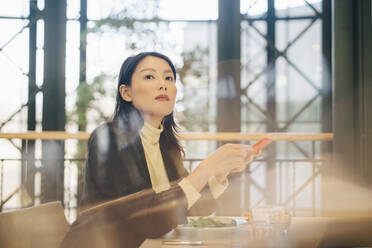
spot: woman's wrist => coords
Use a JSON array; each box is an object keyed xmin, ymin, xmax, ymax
[{"xmin": 186, "ymin": 160, "xmax": 214, "ymax": 192}]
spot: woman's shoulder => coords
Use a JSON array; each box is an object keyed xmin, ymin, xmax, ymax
[
  {"xmin": 90, "ymin": 120, "xmax": 129, "ymax": 138},
  {"xmin": 88, "ymin": 120, "xmax": 137, "ymax": 148},
  {"xmin": 92, "ymin": 120, "xmax": 122, "ymax": 132}
]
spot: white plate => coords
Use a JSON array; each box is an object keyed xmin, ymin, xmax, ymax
[{"xmin": 174, "ymin": 216, "xmax": 249, "ymax": 240}]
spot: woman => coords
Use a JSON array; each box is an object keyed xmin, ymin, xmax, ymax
[
  {"xmin": 62, "ymin": 52, "xmax": 260, "ymax": 247},
  {"xmin": 82, "ymin": 51, "xmax": 255, "ymax": 212}
]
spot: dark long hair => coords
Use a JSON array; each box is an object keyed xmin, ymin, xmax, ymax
[{"xmin": 113, "ymin": 52, "xmax": 184, "ymax": 156}]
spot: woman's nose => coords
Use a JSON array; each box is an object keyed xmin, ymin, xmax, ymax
[{"xmin": 159, "ymin": 79, "xmax": 167, "ymax": 91}]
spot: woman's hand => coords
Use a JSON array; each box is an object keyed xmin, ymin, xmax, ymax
[
  {"xmin": 224, "ymin": 138, "xmax": 272, "ymax": 177},
  {"xmin": 201, "ymin": 143, "xmax": 254, "ymax": 183},
  {"xmin": 186, "ymin": 143, "xmax": 253, "ymax": 192},
  {"xmin": 186, "ymin": 139, "xmax": 272, "ymax": 192}
]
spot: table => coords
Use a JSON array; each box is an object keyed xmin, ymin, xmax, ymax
[{"xmin": 142, "ymin": 217, "xmax": 372, "ymax": 247}]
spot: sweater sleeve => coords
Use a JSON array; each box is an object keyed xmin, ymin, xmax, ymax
[
  {"xmin": 178, "ymin": 178, "xmax": 201, "ymax": 209},
  {"xmin": 208, "ymin": 176, "xmax": 229, "ymax": 199}
]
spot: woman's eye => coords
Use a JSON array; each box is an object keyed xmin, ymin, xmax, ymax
[
  {"xmin": 145, "ymin": 75, "xmax": 154, "ymax": 80},
  {"xmin": 165, "ymin": 76, "xmax": 174, "ymax": 82}
]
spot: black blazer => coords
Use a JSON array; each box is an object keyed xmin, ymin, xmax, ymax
[
  {"xmin": 82, "ymin": 120, "xmax": 216, "ymax": 215},
  {"xmin": 62, "ymin": 182, "xmax": 192, "ymax": 248}
]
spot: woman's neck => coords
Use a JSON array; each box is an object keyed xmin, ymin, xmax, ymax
[{"xmin": 141, "ymin": 113, "xmax": 163, "ymax": 129}]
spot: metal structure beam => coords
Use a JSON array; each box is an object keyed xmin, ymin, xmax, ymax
[
  {"xmin": 21, "ymin": 0, "xmax": 38, "ymax": 205},
  {"xmin": 266, "ymin": 0, "xmax": 277, "ymax": 205},
  {"xmin": 355, "ymin": 0, "xmax": 372, "ymax": 185},
  {"xmin": 321, "ymin": 0, "xmax": 332, "ymax": 211},
  {"xmin": 331, "ymin": 0, "xmax": 357, "ymax": 181},
  {"xmin": 216, "ymin": 0, "xmax": 241, "ymax": 215},
  {"xmin": 41, "ymin": 0, "xmax": 67, "ymax": 203},
  {"xmin": 321, "ymin": 0, "xmax": 332, "ymax": 134},
  {"xmin": 79, "ymin": 0, "xmax": 88, "ymax": 131},
  {"xmin": 217, "ymin": 0, "xmax": 241, "ymax": 132}
]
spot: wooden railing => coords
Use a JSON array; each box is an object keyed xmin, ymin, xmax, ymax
[
  {"xmin": 0, "ymin": 132, "xmax": 334, "ymax": 219},
  {"xmin": 0, "ymin": 131, "xmax": 334, "ymax": 141}
]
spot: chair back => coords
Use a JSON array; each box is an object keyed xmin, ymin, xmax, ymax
[{"xmin": 0, "ymin": 201, "xmax": 70, "ymax": 248}]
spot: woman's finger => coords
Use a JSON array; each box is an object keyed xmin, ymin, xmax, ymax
[
  {"xmin": 244, "ymin": 154, "xmax": 253, "ymax": 164},
  {"xmin": 255, "ymin": 149, "xmax": 262, "ymax": 157},
  {"xmin": 230, "ymin": 164, "xmax": 246, "ymax": 173},
  {"xmin": 243, "ymin": 146, "xmax": 254, "ymax": 158}
]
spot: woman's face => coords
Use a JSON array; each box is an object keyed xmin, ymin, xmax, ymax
[{"xmin": 121, "ymin": 56, "xmax": 177, "ymax": 126}]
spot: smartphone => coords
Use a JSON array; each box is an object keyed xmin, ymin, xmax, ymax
[{"xmin": 253, "ymin": 137, "xmax": 272, "ymax": 155}]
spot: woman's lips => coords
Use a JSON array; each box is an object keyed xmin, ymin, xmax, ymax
[{"xmin": 155, "ymin": 94, "xmax": 169, "ymax": 101}]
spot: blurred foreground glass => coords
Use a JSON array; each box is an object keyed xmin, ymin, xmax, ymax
[{"xmin": 250, "ymin": 205, "xmax": 291, "ymax": 240}]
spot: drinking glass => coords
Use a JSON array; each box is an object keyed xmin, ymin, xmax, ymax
[{"xmin": 250, "ymin": 205, "xmax": 291, "ymax": 239}]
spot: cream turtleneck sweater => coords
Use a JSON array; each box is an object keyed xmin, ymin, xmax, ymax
[{"xmin": 140, "ymin": 121, "xmax": 228, "ymax": 209}]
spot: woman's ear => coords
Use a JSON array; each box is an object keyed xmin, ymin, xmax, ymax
[{"xmin": 119, "ymin": 84, "xmax": 132, "ymax": 102}]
